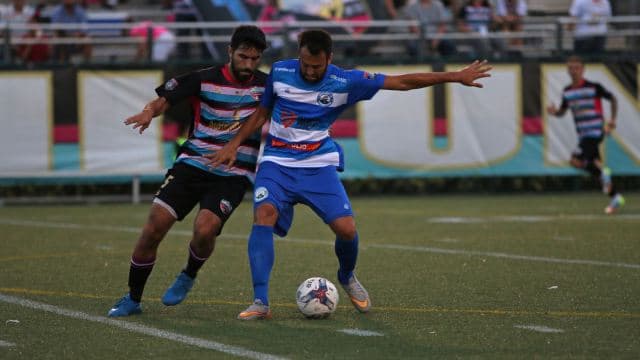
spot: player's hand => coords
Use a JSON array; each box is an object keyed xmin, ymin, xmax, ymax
[
  {"xmin": 205, "ymin": 144, "xmax": 238, "ymax": 169},
  {"xmin": 546, "ymin": 103, "xmax": 558, "ymax": 116},
  {"xmin": 605, "ymin": 121, "xmax": 616, "ymax": 134},
  {"xmin": 124, "ymin": 110, "xmax": 153, "ymax": 134},
  {"xmin": 458, "ymin": 60, "xmax": 492, "ymax": 88}
]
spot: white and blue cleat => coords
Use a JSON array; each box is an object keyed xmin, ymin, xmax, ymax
[{"xmin": 108, "ymin": 293, "xmax": 142, "ymax": 317}]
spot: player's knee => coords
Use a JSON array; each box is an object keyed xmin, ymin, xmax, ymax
[
  {"xmin": 331, "ymin": 217, "xmax": 357, "ymax": 240},
  {"xmin": 254, "ymin": 203, "xmax": 278, "ymax": 225}
]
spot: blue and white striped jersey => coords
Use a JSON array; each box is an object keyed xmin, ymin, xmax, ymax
[{"xmin": 260, "ymin": 59, "xmax": 385, "ymax": 169}]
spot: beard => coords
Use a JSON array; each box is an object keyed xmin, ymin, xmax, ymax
[{"xmin": 230, "ymin": 62, "xmax": 252, "ymax": 82}]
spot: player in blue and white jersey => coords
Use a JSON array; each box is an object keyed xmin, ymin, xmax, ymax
[
  {"xmin": 108, "ymin": 25, "xmax": 268, "ymax": 317},
  {"xmin": 209, "ymin": 29, "xmax": 492, "ymax": 320},
  {"xmin": 547, "ymin": 55, "xmax": 624, "ymax": 214}
]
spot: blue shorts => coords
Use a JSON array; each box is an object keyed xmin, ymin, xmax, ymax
[{"xmin": 253, "ymin": 161, "xmax": 353, "ymax": 237}]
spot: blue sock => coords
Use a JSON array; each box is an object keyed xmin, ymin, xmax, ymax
[
  {"xmin": 335, "ymin": 233, "xmax": 359, "ymax": 284},
  {"xmin": 248, "ymin": 224, "xmax": 274, "ymax": 305}
]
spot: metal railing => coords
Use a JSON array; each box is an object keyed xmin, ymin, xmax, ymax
[{"xmin": 2, "ymin": 16, "xmax": 640, "ymax": 65}]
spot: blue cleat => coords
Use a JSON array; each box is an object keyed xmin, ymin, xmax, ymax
[
  {"xmin": 162, "ymin": 272, "xmax": 194, "ymax": 306},
  {"xmin": 605, "ymin": 194, "xmax": 625, "ymax": 215},
  {"xmin": 108, "ymin": 293, "xmax": 142, "ymax": 317}
]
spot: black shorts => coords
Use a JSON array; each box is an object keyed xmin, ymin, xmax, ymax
[
  {"xmin": 572, "ymin": 137, "xmax": 603, "ymax": 163},
  {"xmin": 154, "ymin": 162, "xmax": 250, "ymax": 225}
]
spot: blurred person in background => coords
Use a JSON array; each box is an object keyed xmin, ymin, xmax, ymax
[
  {"xmin": 107, "ymin": 25, "xmax": 268, "ymax": 317},
  {"xmin": 130, "ymin": 21, "xmax": 176, "ymax": 62},
  {"xmin": 493, "ymin": 0, "xmax": 526, "ymax": 46},
  {"xmin": 401, "ymin": 0, "xmax": 457, "ymax": 56},
  {"xmin": 17, "ymin": 9, "xmax": 51, "ymax": 65},
  {"xmin": 546, "ymin": 55, "xmax": 624, "ymax": 214},
  {"xmin": 569, "ymin": 0, "xmax": 611, "ymax": 54},
  {"xmin": 457, "ymin": 0, "xmax": 504, "ymax": 58},
  {"xmin": 0, "ymin": 0, "xmax": 35, "ymax": 58},
  {"xmin": 50, "ymin": 0, "xmax": 92, "ymax": 62}
]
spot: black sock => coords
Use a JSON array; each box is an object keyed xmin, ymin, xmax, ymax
[
  {"xmin": 128, "ymin": 256, "xmax": 156, "ymax": 303},
  {"xmin": 183, "ymin": 244, "xmax": 210, "ymax": 279},
  {"xmin": 584, "ymin": 162, "xmax": 601, "ymax": 178}
]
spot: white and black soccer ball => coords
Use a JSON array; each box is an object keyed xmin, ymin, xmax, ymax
[{"xmin": 296, "ymin": 277, "xmax": 339, "ymax": 319}]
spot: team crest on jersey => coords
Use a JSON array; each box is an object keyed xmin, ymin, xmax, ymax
[
  {"xmin": 164, "ymin": 78, "xmax": 178, "ymax": 91},
  {"xmin": 219, "ymin": 199, "xmax": 233, "ymax": 215},
  {"xmin": 254, "ymin": 187, "xmax": 268, "ymax": 202},
  {"xmin": 363, "ymin": 72, "xmax": 376, "ymax": 80},
  {"xmin": 249, "ymin": 87, "xmax": 262, "ymax": 101},
  {"xmin": 317, "ymin": 92, "xmax": 334, "ymax": 106}
]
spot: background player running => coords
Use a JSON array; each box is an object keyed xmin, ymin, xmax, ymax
[
  {"xmin": 547, "ymin": 55, "xmax": 624, "ymax": 214},
  {"xmin": 209, "ymin": 29, "xmax": 492, "ymax": 320}
]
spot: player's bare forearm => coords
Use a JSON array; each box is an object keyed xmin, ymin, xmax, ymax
[
  {"xmin": 228, "ymin": 106, "xmax": 269, "ymax": 148},
  {"xmin": 207, "ymin": 106, "xmax": 270, "ymax": 168},
  {"xmin": 124, "ymin": 97, "xmax": 169, "ymax": 134},
  {"xmin": 383, "ymin": 60, "xmax": 491, "ymax": 90}
]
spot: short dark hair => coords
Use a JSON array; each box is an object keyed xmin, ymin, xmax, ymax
[
  {"xmin": 298, "ymin": 29, "xmax": 332, "ymax": 56},
  {"xmin": 567, "ymin": 55, "xmax": 583, "ymax": 64},
  {"xmin": 230, "ymin": 25, "xmax": 267, "ymax": 51}
]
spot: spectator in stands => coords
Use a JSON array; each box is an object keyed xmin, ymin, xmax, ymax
[
  {"xmin": 384, "ymin": 0, "xmax": 411, "ymax": 19},
  {"xmin": 130, "ymin": 21, "xmax": 176, "ymax": 62},
  {"xmin": 171, "ymin": 0, "xmax": 207, "ymax": 59},
  {"xmin": 17, "ymin": 11, "xmax": 51, "ymax": 65},
  {"xmin": 0, "ymin": 0, "xmax": 35, "ymax": 59},
  {"xmin": 457, "ymin": 0, "xmax": 503, "ymax": 58},
  {"xmin": 493, "ymin": 0, "xmax": 527, "ymax": 46},
  {"xmin": 0, "ymin": 0, "xmax": 35, "ymax": 37},
  {"xmin": 401, "ymin": 0, "xmax": 457, "ymax": 56},
  {"xmin": 569, "ymin": 0, "xmax": 612, "ymax": 54},
  {"xmin": 50, "ymin": 0, "xmax": 92, "ymax": 62}
]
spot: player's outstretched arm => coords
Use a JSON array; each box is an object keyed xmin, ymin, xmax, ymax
[
  {"xmin": 206, "ymin": 106, "xmax": 270, "ymax": 168},
  {"xmin": 124, "ymin": 97, "xmax": 169, "ymax": 134},
  {"xmin": 382, "ymin": 60, "xmax": 492, "ymax": 91}
]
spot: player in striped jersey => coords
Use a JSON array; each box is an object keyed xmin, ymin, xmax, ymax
[
  {"xmin": 547, "ymin": 55, "xmax": 624, "ymax": 214},
  {"xmin": 209, "ymin": 29, "xmax": 492, "ymax": 320},
  {"xmin": 108, "ymin": 25, "xmax": 268, "ymax": 317}
]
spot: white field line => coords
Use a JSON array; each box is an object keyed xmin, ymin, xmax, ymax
[
  {"xmin": 337, "ymin": 329, "xmax": 384, "ymax": 336},
  {"xmin": 0, "ymin": 340, "xmax": 16, "ymax": 347},
  {"xmin": 1, "ymin": 218, "xmax": 639, "ymax": 270},
  {"xmin": 0, "ymin": 293, "xmax": 287, "ymax": 360},
  {"xmin": 428, "ymin": 214, "xmax": 640, "ymax": 223},
  {"xmin": 513, "ymin": 324, "xmax": 565, "ymax": 333}
]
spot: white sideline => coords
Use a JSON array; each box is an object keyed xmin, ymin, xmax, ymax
[
  {"xmin": 0, "ymin": 293, "xmax": 287, "ymax": 360},
  {"xmin": 1, "ymin": 218, "xmax": 639, "ymax": 270},
  {"xmin": 0, "ymin": 340, "xmax": 16, "ymax": 347},
  {"xmin": 514, "ymin": 324, "xmax": 565, "ymax": 333}
]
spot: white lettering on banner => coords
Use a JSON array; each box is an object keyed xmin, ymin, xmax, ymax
[
  {"xmin": 542, "ymin": 64, "xmax": 640, "ymax": 166},
  {"xmin": 78, "ymin": 71, "xmax": 164, "ymax": 172},
  {"xmin": 358, "ymin": 65, "xmax": 521, "ymax": 169},
  {"xmin": 0, "ymin": 72, "xmax": 52, "ymax": 174}
]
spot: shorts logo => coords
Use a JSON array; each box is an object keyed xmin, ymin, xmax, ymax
[
  {"xmin": 317, "ymin": 92, "xmax": 334, "ymax": 106},
  {"xmin": 254, "ymin": 187, "xmax": 268, "ymax": 202},
  {"xmin": 164, "ymin": 78, "xmax": 178, "ymax": 91},
  {"xmin": 219, "ymin": 199, "xmax": 233, "ymax": 215}
]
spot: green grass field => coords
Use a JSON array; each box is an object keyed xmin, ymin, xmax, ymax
[{"xmin": 1, "ymin": 193, "xmax": 639, "ymax": 359}]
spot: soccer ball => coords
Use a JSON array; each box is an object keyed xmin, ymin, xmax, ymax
[{"xmin": 296, "ymin": 277, "xmax": 339, "ymax": 319}]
